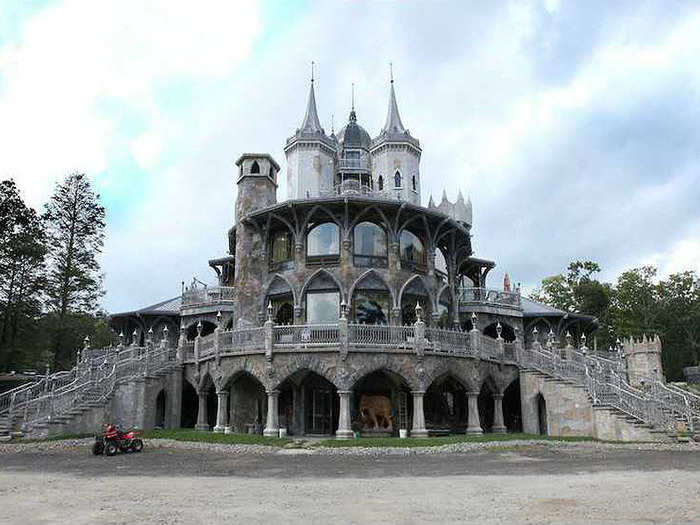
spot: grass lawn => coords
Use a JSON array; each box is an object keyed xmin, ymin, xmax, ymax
[{"xmin": 138, "ymin": 429, "xmax": 594, "ymax": 448}]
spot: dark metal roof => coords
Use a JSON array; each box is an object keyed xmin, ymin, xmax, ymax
[
  {"xmin": 521, "ymin": 296, "xmax": 597, "ymax": 323},
  {"xmin": 110, "ymin": 296, "xmax": 181, "ymax": 319}
]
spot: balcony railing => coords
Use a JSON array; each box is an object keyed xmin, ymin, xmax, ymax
[
  {"xmin": 181, "ymin": 286, "xmax": 235, "ymax": 307},
  {"xmin": 457, "ymin": 287, "xmax": 521, "ymax": 309},
  {"xmin": 338, "ymin": 158, "xmax": 369, "ymax": 171}
]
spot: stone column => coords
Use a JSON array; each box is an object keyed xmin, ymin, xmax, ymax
[
  {"xmin": 336, "ymin": 390, "xmax": 353, "ymax": 439},
  {"xmin": 466, "ymin": 391, "xmax": 483, "ymax": 434},
  {"xmin": 196, "ymin": 391, "xmax": 209, "ymax": 431},
  {"xmin": 213, "ymin": 390, "xmax": 229, "ymax": 433},
  {"xmin": 263, "ymin": 390, "xmax": 280, "ymax": 437},
  {"xmin": 411, "ymin": 391, "xmax": 429, "ymax": 437},
  {"xmin": 492, "ymin": 393, "xmax": 506, "ymax": 433}
]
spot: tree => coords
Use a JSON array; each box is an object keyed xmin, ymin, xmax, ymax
[
  {"xmin": 43, "ymin": 173, "xmax": 105, "ymax": 368},
  {"xmin": 0, "ymin": 180, "xmax": 47, "ymax": 371}
]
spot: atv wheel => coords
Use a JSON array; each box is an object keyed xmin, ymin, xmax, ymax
[
  {"xmin": 92, "ymin": 441, "xmax": 104, "ymax": 456},
  {"xmin": 131, "ymin": 439, "xmax": 144, "ymax": 453},
  {"xmin": 104, "ymin": 441, "xmax": 118, "ymax": 456}
]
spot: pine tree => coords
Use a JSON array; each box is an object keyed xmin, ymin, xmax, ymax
[
  {"xmin": 43, "ymin": 173, "xmax": 105, "ymax": 368},
  {"xmin": 0, "ymin": 180, "xmax": 47, "ymax": 371}
]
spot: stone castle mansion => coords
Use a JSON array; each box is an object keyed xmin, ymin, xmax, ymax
[{"xmin": 1, "ymin": 75, "xmax": 697, "ymax": 442}]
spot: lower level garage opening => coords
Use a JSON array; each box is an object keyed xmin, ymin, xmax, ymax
[
  {"xmin": 424, "ymin": 374, "xmax": 467, "ymax": 435},
  {"xmin": 229, "ymin": 373, "xmax": 266, "ymax": 434},
  {"xmin": 352, "ymin": 369, "xmax": 412, "ymax": 437},
  {"xmin": 181, "ymin": 381, "xmax": 198, "ymax": 429},
  {"xmin": 503, "ymin": 378, "xmax": 523, "ymax": 432},
  {"xmin": 277, "ymin": 370, "xmax": 338, "ymax": 437}
]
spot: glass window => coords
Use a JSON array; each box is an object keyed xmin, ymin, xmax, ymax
[
  {"xmin": 271, "ymin": 231, "xmax": 292, "ymax": 264},
  {"xmin": 435, "ymin": 249, "xmax": 448, "ymax": 274},
  {"xmin": 353, "ymin": 291, "xmax": 390, "ymax": 325},
  {"xmin": 394, "ymin": 171, "xmax": 401, "ymax": 188},
  {"xmin": 306, "ymin": 292, "xmax": 339, "ymax": 323},
  {"xmin": 307, "ymin": 223, "xmax": 339, "ymax": 256},
  {"xmin": 378, "ymin": 175, "xmax": 384, "ymax": 190},
  {"xmin": 400, "ymin": 230, "xmax": 425, "ymax": 264},
  {"xmin": 354, "ymin": 222, "xmax": 387, "ymax": 257}
]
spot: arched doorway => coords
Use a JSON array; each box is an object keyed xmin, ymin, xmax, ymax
[
  {"xmin": 424, "ymin": 374, "xmax": 467, "ymax": 434},
  {"xmin": 400, "ymin": 277, "xmax": 431, "ymax": 325},
  {"xmin": 477, "ymin": 378, "xmax": 496, "ymax": 432},
  {"xmin": 503, "ymin": 379, "xmax": 522, "ymax": 433},
  {"xmin": 266, "ymin": 275, "xmax": 295, "ymax": 325},
  {"xmin": 484, "ymin": 322, "xmax": 516, "ymax": 342},
  {"xmin": 181, "ymin": 381, "xmax": 198, "ymax": 429},
  {"xmin": 352, "ymin": 369, "xmax": 412, "ymax": 437},
  {"xmin": 228, "ymin": 372, "xmax": 266, "ymax": 434},
  {"xmin": 277, "ymin": 370, "xmax": 338, "ymax": 437},
  {"xmin": 186, "ymin": 321, "xmax": 216, "ymax": 341},
  {"xmin": 352, "ymin": 271, "xmax": 391, "ymax": 325},
  {"xmin": 537, "ymin": 393, "xmax": 548, "ymax": 435},
  {"xmin": 155, "ymin": 389, "xmax": 167, "ymax": 428}
]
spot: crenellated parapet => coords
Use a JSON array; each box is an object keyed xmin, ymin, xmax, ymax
[
  {"xmin": 428, "ymin": 190, "xmax": 472, "ymax": 227},
  {"xmin": 623, "ymin": 334, "xmax": 664, "ymax": 387}
]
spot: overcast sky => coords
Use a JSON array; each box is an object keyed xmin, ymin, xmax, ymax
[{"xmin": 2, "ymin": 0, "xmax": 699, "ymax": 313}]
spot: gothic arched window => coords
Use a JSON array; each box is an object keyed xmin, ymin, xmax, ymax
[
  {"xmin": 399, "ymin": 230, "xmax": 425, "ymax": 266},
  {"xmin": 270, "ymin": 230, "xmax": 293, "ymax": 268},
  {"xmin": 394, "ymin": 171, "xmax": 401, "ymax": 188},
  {"xmin": 353, "ymin": 222, "xmax": 388, "ymax": 267},
  {"xmin": 378, "ymin": 175, "xmax": 384, "ymax": 191},
  {"xmin": 251, "ymin": 161, "xmax": 260, "ymax": 174},
  {"xmin": 306, "ymin": 222, "xmax": 340, "ymax": 264}
]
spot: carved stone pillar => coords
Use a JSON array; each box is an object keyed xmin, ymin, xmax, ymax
[
  {"xmin": 492, "ymin": 393, "xmax": 506, "ymax": 433},
  {"xmin": 466, "ymin": 391, "xmax": 482, "ymax": 434},
  {"xmin": 213, "ymin": 390, "xmax": 229, "ymax": 433},
  {"xmin": 263, "ymin": 390, "xmax": 280, "ymax": 437},
  {"xmin": 411, "ymin": 391, "xmax": 429, "ymax": 437},
  {"xmin": 336, "ymin": 390, "xmax": 353, "ymax": 439},
  {"xmin": 196, "ymin": 391, "xmax": 209, "ymax": 431}
]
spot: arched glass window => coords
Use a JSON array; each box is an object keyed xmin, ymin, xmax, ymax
[
  {"xmin": 251, "ymin": 160, "xmax": 260, "ymax": 174},
  {"xmin": 306, "ymin": 222, "xmax": 340, "ymax": 263},
  {"xmin": 399, "ymin": 230, "xmax": 425, "ymax": 267},
  {"xmin": 378, "ymin": 175, "xmax": 384, "ymax": 191},
  {"xmin": 353, "ymin": 222, "xmax": 387, "ymax": 267},
  {"xmin": 435, "ymin": 248, "xmax": 448, "ymax": 275},
  {"xmin": 270, "ymin": 230, "xmax": 293, "ymax": 269},
  {"xmin": 412, "ymin": 175, "xmax": 416, "ymax": 191},
  {"xmin": 394, "ymin": 171, "xmax": 401, "ymax": 188}
]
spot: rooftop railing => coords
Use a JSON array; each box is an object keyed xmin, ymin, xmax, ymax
[
  {"xmin": 181, "ymin": 286, "xmax": 235, "ymax": 307},
  {"xmin": 457, "ymin": 287, "xmax": 522, "ymax": 309}
]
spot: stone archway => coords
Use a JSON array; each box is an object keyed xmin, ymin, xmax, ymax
[
  {"xmin": 503, "ymin": 379, "xmax": 522, "ymax": 433},
  {"xmin": 537, "ymin": 393, "xmax": 548, "ymax": 435},
  {"xmin": 228, "ymin": 372, "xmax": 267, "ymax": 434},
  {"xmin": 424, "ymin": 374, "xmax": 467, "ymax": 434},
  {"xmin": 352, "ymin": 369, "xmax": 412, "ymax": 437},
  {"xmin": 277, "ymin": 369, "xmax": 339, "ymax": 437},
  {"xmin": 180, "ymin": 380, "xmax": 198, "ymax": 429},
  {"xmin": 155, "ymin": 389, "xmax": 167, "ymax": 428}
]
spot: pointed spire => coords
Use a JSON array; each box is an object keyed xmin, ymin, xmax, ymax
[
  {"xmin": 382, "ymin": 64, "xmax": 406, "ymax": 134},
  {"xmin": 299, "ymin": 62, "xmax": 323, "ymax": 134},
  {"xmin": 428, "ymin": 194, "xmax": 435, "ymax": 208}
]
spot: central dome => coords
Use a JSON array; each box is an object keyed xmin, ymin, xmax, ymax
[{"xmin": 336, "ymin": 110, "xmax": 371, "ymax": 149}]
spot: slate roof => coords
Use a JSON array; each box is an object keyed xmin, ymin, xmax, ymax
[
  {"xmin": 521, "ymin": 296, "xmax": 597, "ymax": 323},
  {"xmin": 110, "ymin": 296, "xmax": 181, "ymax": 318}
]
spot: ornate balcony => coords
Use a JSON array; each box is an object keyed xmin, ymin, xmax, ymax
[
  {"xmin": 338, "ymin": 157, "xmax": 369, "ymax": 171},
  {"xmin": 457, "ymin": 287, "xmax": 521, "ymax": 310},
  {"xmin": 181, "ymin": 286, "xmax": 235, "ymax": 307}
]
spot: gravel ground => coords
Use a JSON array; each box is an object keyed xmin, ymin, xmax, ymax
[{"xmin": 1, "ymin": 438, "xmax": 699, "ymax": 524}]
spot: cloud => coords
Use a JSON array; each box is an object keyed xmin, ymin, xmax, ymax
[{"xmin": 2, "ymin": 0, "xmax": 699, "ymax": 313}]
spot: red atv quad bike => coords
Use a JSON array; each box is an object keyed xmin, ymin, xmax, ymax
[{"xmin": 92, "ymin": 424, "xmax": 144, "ymax": 456}]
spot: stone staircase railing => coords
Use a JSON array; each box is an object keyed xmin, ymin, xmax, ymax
[
  {"xmin": 0, "ymin": 341, "xmax": 177, "ymax": 437},
  {"xmin": 520, "ymin": 342, "xmax": 698, "ymax": 434}
]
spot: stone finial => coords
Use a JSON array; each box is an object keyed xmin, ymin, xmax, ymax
[
  {"xmin": 496, "ymin": 321, "xmax": 503, "ymax": 340},
  {"xmin": 340, "ymin": 300, "xmax": 348, "ymax": 319},
  {"xmin": 532, "ymin": 326, "xmax": 538, "ymax": 340},
  {"xmin": 267, "ymin": 301, "xmax": 273, "ymax": 321},
  {"xmin": 196, "ymin": 320, "xmax": 202, "ymax": 337},
  {"xmin": 216, "ymin": 310, "xmax": 222, "ymax": 327},
  {"xmin": 565, "ymin": 331, "xmax": 572, "ymax": 347},
  {"xmin": 83, "ymin": 335, "xmax": 90, "ymax": 350},
  {"xmin": 118, "ymin": 331, "xmax": 125, "ymax": 346},
  {"xmin": 503, "ymin": 273, "xmax": 511, "ymax": 292},
  {"xmin": 414, "ymin": 302, "xmax": 423, "ymax": 322}
]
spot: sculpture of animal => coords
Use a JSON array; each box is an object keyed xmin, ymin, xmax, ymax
[{"xmin": 359, "ymin": 395, "xmax": 393, "ymax": 430}]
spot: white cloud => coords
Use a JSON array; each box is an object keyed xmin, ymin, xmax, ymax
[
  {"xmin": 131, "ymin": 131, "xmax": 164, "ymax": 170},
  {"xmin": 0, "ymin": 0, "xmax": 262, "ymax": 207}
]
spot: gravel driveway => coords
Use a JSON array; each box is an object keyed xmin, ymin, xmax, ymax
[{"xmin": 1, "ymin": 439, "xmax": 699, "ymax": 524}]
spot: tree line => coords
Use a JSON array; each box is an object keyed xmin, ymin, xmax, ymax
[
  {"xmin": 530, "ymin": 261, "xmax": 700, "ymax": 382},
  {"xmin": 0, "ymin": 174, "xmax": 111, "ymax": 373}
]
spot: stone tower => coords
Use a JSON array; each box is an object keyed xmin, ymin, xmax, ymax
[
  {"xmin": 233, "ymin": 153, "xmax": 279, "ymax": 326},
  {"xmin": 370, "ymin": 75, "xmax": 422, "ymax": 205},
  {"xmin": 623, "ymin": 334, "xmax": 664, "ymax": 388},
  {"xmin": 284, "ymin": 77, "xmax": 336, "ymax": 199}
]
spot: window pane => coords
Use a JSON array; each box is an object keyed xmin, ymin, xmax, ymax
[
  {"xmin": 400, "ymin": 231, "xmax": 424, "ymax": 263},
  {"xmin": 435, "ymin": 249, "xmax": 447, "ymax": 273},
  {"xmin": 272, "ymin": 231, "xmax": 291, "ymax": 263},
  {"xmin": 306, "ymin": 292, "xmax": 339, "ymax": 323},
  {"xmin": 354, "ymin": 222, "xmax": 387, "ymax": 257},
  {"xmin": 307, "ymin": 223, "xmax": 339, "ymax": 256},
  {"xmin": 354, "ymin": 291, "xmax": 389, "ymax": 325}
]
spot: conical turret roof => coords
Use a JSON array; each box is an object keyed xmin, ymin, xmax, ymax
[
  {"xmin": 300, "ymin": 80, "xmax": 323, "ymax": 134},
  {"xmin": 372, "ymin": 77, "xmax": 420, "ymax": 150}
]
